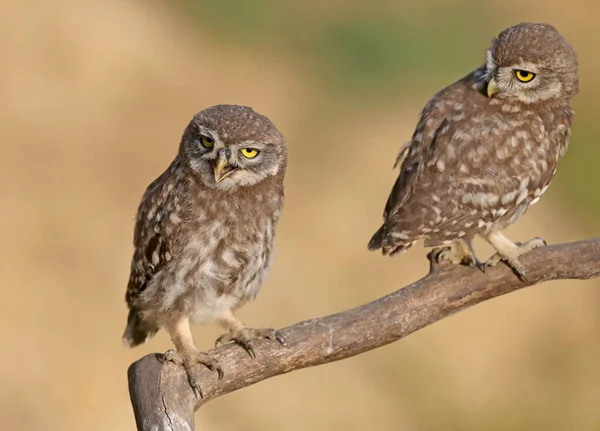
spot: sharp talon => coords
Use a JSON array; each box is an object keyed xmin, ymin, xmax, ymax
[
  {"xmin": 246, "ymin": 344, "xmax": 256, "ymax": 360},
  {"xmin": 473, "ymin": 261, "xmax": 485, "ymax": 273},
  {"xmin": 165, "ymin": 350, "xmax": 222, "ymax": 397},
  {"xmin": 463, "ymin": 255, "xmax": 482, "ymax": 272},
  {"xmin": 215, "ymin": 326, "xmax": 285, "ymax": 357},
  {"xmin": 515, "ymin": 268, "xmax": 528, "ymax": 282},
  {"xmin": 275, "ymin": 332, "xmax": 286, "ymax": 346},
  {"xmin": 191, "ymin": 380, "xmax": 203, "ymax": 399}
]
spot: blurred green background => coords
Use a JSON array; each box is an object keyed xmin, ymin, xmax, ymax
[
  {"xmin": 176, "ymin": 0, "xmax": 600, "ymax": 218},
  {"xmin": 1, "ymin": 0, "xmax": 599, "ymax": 430}
]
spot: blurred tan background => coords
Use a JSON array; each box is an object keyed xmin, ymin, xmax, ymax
[{"xmin": 1, "ymin": 0, "xmax": 599, "ymax": 430}]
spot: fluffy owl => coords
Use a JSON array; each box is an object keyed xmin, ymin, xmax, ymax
[
  {"xmin": 122, "ymin": 105, "xmax": 287, "ymax": 395},
  {"xmin": 368, "ymin": 22, "xmax": 578, "ymax": 280}
]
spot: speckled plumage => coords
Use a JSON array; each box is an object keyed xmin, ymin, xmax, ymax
[
  {"xmin": 122, "ymin": 105, "xmax": 287, "ymax": 393},
  {"xmin": 369, "ymin": 23, "xmax": 578, "ymax": 279}
]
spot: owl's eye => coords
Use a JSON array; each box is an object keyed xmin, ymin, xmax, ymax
[
  {"xmin": 241, "ymin": 148, "xmax": 259, "ymax": 158},
  {"xmin": 515, "ymin": 70, "xmax": 536, "ymax": 83},
  {"xmin": 200, "ymin": 135, "xmax": 214, "ymax": 148}
]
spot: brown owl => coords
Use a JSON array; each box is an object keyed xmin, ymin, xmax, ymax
[
  {"xmin": 368, "ymin": 22, "xmax": 578, "ymax": 280},
  {"xmin": 122, "ymin": 105, "xmax": 287, "ymax": 396}
]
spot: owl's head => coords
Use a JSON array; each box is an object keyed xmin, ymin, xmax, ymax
[
  {"xmin": 481, "ymin": 22, "xmax": 578, "ymax": 104},
  {"xmin": 179, "ymin": 105, "xmax": 287, "ymax": 191}
]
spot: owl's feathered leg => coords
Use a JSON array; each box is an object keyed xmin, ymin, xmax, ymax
[
  {"xmin": 432, "ymin": 238, "xmax": 484, "ymax": 271},
  {"xmin": 484, "ymin": 231, "xmax": 547, "ymax": 281},
  {"xmin": 215, "ymin": 310, "xmax": 285, "ymax": 359},
  {"xmin": 163, "ymin": 316, "xmax": 223, "ymax": 398}
]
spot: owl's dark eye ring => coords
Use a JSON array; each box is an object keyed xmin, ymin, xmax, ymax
[
  {"xmin": 200, "ymin": 135, "xmax": 214, "ymax": 148},
  {"xmin": 515, "ymin": 70, "xmax": 536, "ymax": 83}
]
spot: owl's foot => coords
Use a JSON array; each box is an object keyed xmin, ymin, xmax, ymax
[
  {"xmin": 485, "ymin": 235, "xmax": 547, "ymax": 281},
  {"xmin": 432, "ymin": 240, "xmax": 484, "ymax": 271},
  {"xmin": 215, "ymin": 327, "xmax": 285, "ymax": 359},
  {"xmin": 162, "ymin": 349, "xmax": 224, "ymax": 398}
]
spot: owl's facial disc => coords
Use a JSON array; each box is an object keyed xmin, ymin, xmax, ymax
[
  {"xmin": 482, "ymin": 23, "xmax": 578, "ymax": 103},
  {"xmin": 483, "ymin": 57, "xmax": 548, "ymax": 103}
]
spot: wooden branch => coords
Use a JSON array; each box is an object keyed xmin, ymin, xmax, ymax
[{"xmin": 128, "ymin": 238, "xmax": 600, "ymax": 431}]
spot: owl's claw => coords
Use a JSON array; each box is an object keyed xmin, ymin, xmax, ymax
[
  {"xmin": 465, "ymin": 255, "xmax": 486, "ymax": 273},
  {"xmin": 485, "ymin": 237, "xmax": 547, "ymax": 281},
  {"xmin": 432, "ymin": 241, "xmax": 484, "ymax": 272},
  {"xmin": 215, "ymin": 327, "xmax": 284, "ymax": 359},
  {"xmin": 485, "ymin": 253, "xmax": 527, "ymax": 281},
  {"xmin": 191, "ymin": 380, "xmax": 203, "ymax": 399},
  {"xmin": 162, "ymin": 349, "xmax": 223, "ymax": 398},
  {"xmin": 274, "ymin": 332, "xmax": 286, "ymax": 346}
]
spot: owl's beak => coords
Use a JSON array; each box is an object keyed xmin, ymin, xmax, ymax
[
  {"xmin": 486, "ymin": 77, "xmax": 498, "ymax": 97},
  {"xmin": 213, "ymin": 157, "xmax": 236, "ymax": 182}
]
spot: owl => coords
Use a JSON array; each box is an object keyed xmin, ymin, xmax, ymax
[
  {"xmin": 122, "ymin": 105, "xmax": 287, "ymax": 396},
  {"xmin": 368, "ymin": 22, "xmax": 578, "ymax": 280}
]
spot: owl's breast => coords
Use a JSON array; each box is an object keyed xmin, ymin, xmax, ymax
[
  {"xmin": 172, "ymin": 212, "xmax": 277, "ymax": 321},
  {"xmin": 137, "ymin": 186, "xmax": 283, "ymax": 324},
  {"xmin": 484, "ymin": 109, "xmax": 569, "ymax": 232}
]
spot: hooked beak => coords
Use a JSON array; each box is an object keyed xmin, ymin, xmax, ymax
[
  {"xmin": 486, "ymin": 77, "xmax": 498, "ymax": 98},
  {"xmin": 213, "ymin": 156, "xmax": 237, "ymax": 183}
]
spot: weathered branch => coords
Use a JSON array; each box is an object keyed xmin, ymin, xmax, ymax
[{"xmin": 128, "ymin": 238, "xmax": 600, "ymax": 431}]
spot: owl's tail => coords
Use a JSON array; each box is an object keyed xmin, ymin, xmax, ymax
[
  {"xmin": 368, "ymin": 224, "xmax": 415, "ymax": 256},
  {"xmin": 368, "ymin": 226, "xmax": 384, "ymax": 251},
  {"xmin": 122, "ymin": 308, "xmax": 159, "ymax": 348}
]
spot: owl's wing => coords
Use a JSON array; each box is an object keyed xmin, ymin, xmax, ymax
[
  {"xmin": 381, "ymin": 81, "xmax": 461, "ymax": 224},
  {"xmin": 389, "ymin": 132, "xmax": 436, "ymax": 216},
  {"xmin": 125, "ymin": 166, "xmax": 182, "ymax": 308},
  {"xmin": 551, "ymin": 107, "xmax": 574, "ymax": 164},
  {"xmin": 368, "ymin": 85, "xmax": 456, "ymax": 252},
  {"xmin": 381, "ymin": 68, "xmax": 490, "ymax": 225},
  {"xmin": 370, "ymin": 112, "xmax": 453, "ymax": 253}
]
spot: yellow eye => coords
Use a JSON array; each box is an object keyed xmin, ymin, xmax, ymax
[
  {"xmin": 241, "ymin": 148, "xmax": 259, "ymax": 158},
  {"xmin": 201, "ymin": 136, "xmax": 214, "ymax": 148},
  {"xmin": 515, "ymin": 70, "xmax": 535, "ymax": 82}
]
